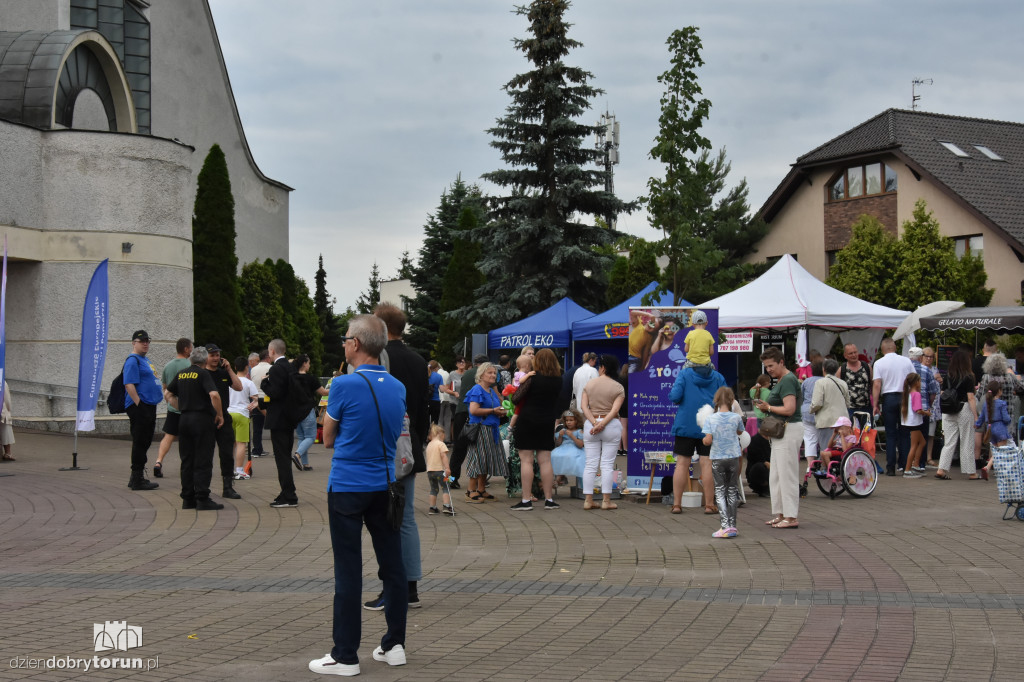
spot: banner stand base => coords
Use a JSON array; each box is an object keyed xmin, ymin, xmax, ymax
[{"xmin": 59, "ymin": 450, "xmax": 89, "ymax": 471}]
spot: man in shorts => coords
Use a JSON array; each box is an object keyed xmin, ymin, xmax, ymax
[{"xmin": 153, "ymin": 338, "xmax": 193, "ymax": 479}]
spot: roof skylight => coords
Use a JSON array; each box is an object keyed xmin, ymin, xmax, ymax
[
  {"xmin": 939, "ymin": 141, "xmax": 970, "ymax": 157},
  {"xmin": 973, "ymin": 145, "xmax": 1004, "ymax": 161}
]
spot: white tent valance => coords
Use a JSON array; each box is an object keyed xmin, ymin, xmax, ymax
[{"xmin": 702, "ymin": 255, "xmax": 908, "ymax": 331}]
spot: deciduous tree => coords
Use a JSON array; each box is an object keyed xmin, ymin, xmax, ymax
[{"xmin": 646, "ymin": 28, "xmax": 766, "ymax": 304}]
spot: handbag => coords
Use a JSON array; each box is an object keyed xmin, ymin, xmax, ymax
[
  {"xmin": 760, "ymin": 414, "xmax": 787, "ymax": 439},
  {"xmin": 462, "ymin": 422, "xmax": 481, "ymax": 443},
  {"xmin": 356, "ymin": 372, "xmax": 406, "ymax": 530}
]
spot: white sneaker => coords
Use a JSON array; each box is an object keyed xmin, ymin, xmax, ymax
[
  {"xmin": 309, "ymin": 653, "xmax": 359, "ymax": 676},
  {"xmin": 372, "ymin": 644, "xmax": 406, "ymax": 666},
  {"xmin": 233, "ymin": 471, "xmax": 250, "ymax": 480}
]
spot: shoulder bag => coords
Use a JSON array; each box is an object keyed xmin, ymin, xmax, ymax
[
  {"xmin": 760, "ymin": 414, "xmax": 786, "ymax": 439},
  {"xmin": 357, "ymin": 372, "xmax": 405, "ymax": 530}
]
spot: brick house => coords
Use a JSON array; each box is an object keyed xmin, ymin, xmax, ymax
[{"xmin": 750, "ymin": 109, "xmax": 1024, "ymax": 305}]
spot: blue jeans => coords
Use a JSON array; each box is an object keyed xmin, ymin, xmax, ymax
[
  {"xmin": 882, "ymin": 392, "xmax": 910, "ymax": 469},
  {"xmin": 400, "ymin": 474, "xmax": 422, "ymax": 581},
  {"xmin": 295, "ymin": 408, "xmax": 317, "ymax": 466},
  {"xmin": 328, "ymin": 490, "xmax": 406, "ymax": 665}
]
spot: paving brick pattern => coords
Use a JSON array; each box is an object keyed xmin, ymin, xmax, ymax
[{"xmin": 1, "ymin": 429, "xmax": 1024, "ymax": 681}]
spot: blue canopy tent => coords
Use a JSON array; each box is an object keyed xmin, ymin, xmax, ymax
[
  {"xmin": 487, "ymin": 297, "xmax": 594, "ymax": 351},
  {"xmin": 571, "ymin": 282, "xmax": 682, "ymax": 342}
]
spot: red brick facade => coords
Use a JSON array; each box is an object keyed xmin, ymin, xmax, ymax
[{"xmin": 823, "ymin": 193, "xmax": 898, "ymax": 251}]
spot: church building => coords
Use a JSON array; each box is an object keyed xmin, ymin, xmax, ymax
[{"xmin": 1, "ymin": 0, "xmax": 291, "ymax": 428}]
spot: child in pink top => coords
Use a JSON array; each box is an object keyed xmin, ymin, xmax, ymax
[{"xmin": 900, "ymin": 373, "xmax": 929, "ymax": 477}]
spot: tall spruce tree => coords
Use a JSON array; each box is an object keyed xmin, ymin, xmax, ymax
[
  {"xmin": 406, "ymin": 176, "xmax": 483, "ymax": 357},
  {"xmin": 193, "ymin": 144, "xmax": 245, "ymax": 355},
  {"xmin": 462, "ymin": 0, "xmax": 631, "ymax": 326},
  {"xmin": 315, "ymin": 255, "xmax": 345, "ymax": 372},
  {"xmin": 435, "ymin": 206, "xmax": 486, "ymax": 367},
  {"xmin": 356, "ymin": 262, "xmax": 382, "ymax": 314}
]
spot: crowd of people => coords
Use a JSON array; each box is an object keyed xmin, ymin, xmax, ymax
[{"xmin": 7, "ymin": 310, "xmax": 1017, "ymax": 674}]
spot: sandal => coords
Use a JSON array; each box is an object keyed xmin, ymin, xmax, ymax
[
  {"xmin": 1, "ymin": 454, "xmax": 14, "ymax": 461},
  {"xmin": 601, "ymin": 501, "xmax": 618, "ymax": 510},
  {"xmin": 478, "ymin": 492, "xmax": 495, "ymax": 500},
  {"xmin": 670, "ymin": 505, "xmax": 683, "ymax": 514},
  {"xmin": 934, "ymin": 472, "xmax": 951, "ymax": 480},
  {"xmin": 765, "ymin": 516, "xmax": 783, "ymax": 526},
  {"xmin": 467, "ymin": 492, "xmax": 484, "ymax": 503},
  {"xmin": 774, "ymin": 519, "xmax": 799, "ymax": 529},
  {"xmin": 152, "ymin": 462, "xmax": 163, "ymax": 478},
  {"xmin": 704, "ymin": 506, "xmax": 718, "ymax": 515}
]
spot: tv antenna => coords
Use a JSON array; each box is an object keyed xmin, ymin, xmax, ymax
[{"xmin": 911, "ymin": 78, "xmax": 933, "ymax": 110}]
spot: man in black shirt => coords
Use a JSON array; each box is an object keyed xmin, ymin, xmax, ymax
[
  {"xmin": 166, "ymin": 346, "xmax": 224, "ymax": 511},
  {"xmin": 204, "ymin": 343, "xmax": 243, "ymax": 500},
  {"xmin": 263, "ymin": 338, "xmax": 299, "ymax": 508}
]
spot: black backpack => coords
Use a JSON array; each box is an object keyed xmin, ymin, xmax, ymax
[
  {"xmin": 286, "ymin": 371, "xmax": 318, "ymax": 427},
  {"xmin": 939, "ymin": 386, "xmax": 963, "ymax": 414},
  {"xmin": 107, "ymin": 356, "xmax": 141, "ymax": 414}
]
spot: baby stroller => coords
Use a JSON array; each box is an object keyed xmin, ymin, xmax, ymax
[
  {"xmin": 990, "ymin": 441, "xmax": 1024, "ymax": 521},
  {"xmin": 803, "ymin": 411, "xmax": 878, "ymax": 499}
]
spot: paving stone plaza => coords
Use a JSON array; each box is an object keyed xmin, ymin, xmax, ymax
[{"xmin": 2, "ymin": 428, "xmax": 1023, "ymax": 681}]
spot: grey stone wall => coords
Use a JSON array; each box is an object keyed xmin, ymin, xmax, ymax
[
  {"xmin": 2, "ymin": 121, "xmax": 194, "ymax": 424},
  {"xmin": 149, "ymin": 0, "xmax": 291, "ymax": 269}
]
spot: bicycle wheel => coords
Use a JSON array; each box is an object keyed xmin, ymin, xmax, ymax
[{"xmin": 841, "ymin": 448, "xmax": 877, "ymax": 497}]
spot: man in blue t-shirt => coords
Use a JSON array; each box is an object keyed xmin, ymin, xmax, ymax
[
  {"xmin": 123, "ymin": 330, "xmax": 164, "ymax": 491},
  {"xmin": 427, "ymin": 364, "xmax": 443, "ymax": 425},
  {"xmin": 309, "ymin": 314, "xmax": 408, "ymax": 676}
]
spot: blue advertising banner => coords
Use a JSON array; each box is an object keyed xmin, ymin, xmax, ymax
[
  {"xmin": 0, "ymin": 237, "xmax": 7, "ymax": 412},
  {"xmin": 626, "ymin": 306, "xmax": 719, "ymax": 490},
  {"xmin": 76, "ymin": 260, "xmax": 109, "ymax": 431}
]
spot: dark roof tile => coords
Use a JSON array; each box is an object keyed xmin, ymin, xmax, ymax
[{"xmin": 790, "ymin": 109, "xmax": 1024, "ymax": 247}]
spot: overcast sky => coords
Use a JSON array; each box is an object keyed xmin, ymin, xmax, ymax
[{"xmin": 209, "ymin": 0, "xmax": 1024, "ymax": 311}]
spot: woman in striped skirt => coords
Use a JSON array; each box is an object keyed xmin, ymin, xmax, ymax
[{"xmin": 465, "ymin": 362, "xmax": 509, "ymax": 502}]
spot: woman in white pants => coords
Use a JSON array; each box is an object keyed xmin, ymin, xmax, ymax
[
  {"xmin": 936, "ymin": 350, "xmax": 979, "ymax": 479},
  {"xmin": 753, "ymin": 346, "xmax": 803, "ymax": 529},
  {"xmin": 581, "ymin": 355, "xmax": 626, "ymax": 510}
]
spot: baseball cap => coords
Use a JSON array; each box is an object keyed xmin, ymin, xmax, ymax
[
  {"xmin": 131, "ymin": 330, "xmax": 150, "ymax": 342},
  {"xmin": 830, "ymin": 416, "xmax": 853, "ymax": 428},
  {"xmin": 205, "ymin": 343, "xmax": 222, "ymax": 353}
]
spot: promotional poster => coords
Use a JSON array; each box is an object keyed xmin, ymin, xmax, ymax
[{"xmin": 626, "ymin": 307, "xmax": 719, "ymax": 490}]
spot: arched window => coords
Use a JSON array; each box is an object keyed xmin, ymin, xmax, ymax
[{"xmin": 829, "ymin": 163, "xmax": 898, "ymax": 202}]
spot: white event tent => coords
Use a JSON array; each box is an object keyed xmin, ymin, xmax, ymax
[{"xmin": 701, "ymin": 255, "xmax": 909, "ymax": 361}]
